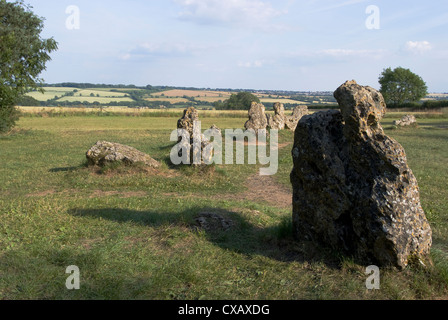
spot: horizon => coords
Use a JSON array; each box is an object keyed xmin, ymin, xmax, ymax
[{"xmin": 26, "ymin": 0, "xmax": 448, "ymax": 93}]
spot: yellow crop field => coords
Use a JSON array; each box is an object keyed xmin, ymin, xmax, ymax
[
  {"xmin": 75, "ymin": 89, "xmax": 130, "ymax": 97},
  {"xmin": 195, "ymin": 96, "xmax": 227, "ymax": 103},
  {"xmin": 57, "ymin": 96, "xmax": 134, "ymax": 103},
  {"xmin": 260, "ymin": 98, "xmax": 307, "ymax": 105},
  {"xmin": 153, "ymin": 89, "xmax": 232, "ymax": 98},
  {"xmin": 144, "ymin": 97, "xmax": 190, "ymax": 103}
]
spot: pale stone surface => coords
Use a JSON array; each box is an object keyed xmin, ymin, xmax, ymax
[
  {"xmin": 285, "ymin": 105, "xmax": 309, "ymax": 131},
  {"xmin": 244, "ymin": 102, "xmax": 268, "ymax": 134},
  {"xmin": 86, "ymin": 141, "xmax": 160, "ymax": 168},
  {"xmin": 267, "ymin": 102, "xmax": 286, "ymax": 130},
  {"xmin": 394, "ymin": 114, "xmax": 417, "ymax": 127},
  {"xmin": 195, "ymin": 212, "xmax": 234, "ymax": 231},
  {"xmin": 176, "ymin": 107, "xmax": 213, "ymax": 165}
]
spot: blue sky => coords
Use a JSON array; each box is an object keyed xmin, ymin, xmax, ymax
[{"xmin": 26, "ymin": 0, "xmax": 448, "ymax": 92}]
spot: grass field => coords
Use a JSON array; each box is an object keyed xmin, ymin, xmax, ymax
[
  {"xmin": 26, "ymin": 87, "xmax": 76, "ymax": 101},
  {"xmin": 57, "ymin": 96, "xmax": 134, "ymax": 104},
  {"xmin": 1, "ymin": 111, "xmax": 447, "ymax": 300}
]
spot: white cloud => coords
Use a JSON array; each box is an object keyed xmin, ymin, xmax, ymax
[
  {"xmin": 308, "ymin": 0, "xmax": 368, "ymax": 13},
  {"xmin": 119, "ymin": 53, "xmax": 132, "ymax": 61},
  {"xmin": 318, "ymin": 49, "xmax": 387, "ymax": 59},
  {"xmin": 123, "ymin": 42, "xmax": 206, "ymax": 60},
  {"xmin": 405, "ymin": 41, "xmax": 432, "ymax": 54},
  {"xmin": 238, "ymin": 60, "xmax": 264, "ymax": 68},
  {"xmin": 174, "ymin": 0, "xmax": 287, "ymax": 30}
]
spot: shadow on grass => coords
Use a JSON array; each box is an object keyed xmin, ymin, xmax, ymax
[
  {"xmin": 49, "ymin": 161, "xmax": 88, "ymax": 173},
  {"xmin": 49, "ymin": 166, "xmax": 84, "ymax": 173},
  {"xmin": 67, "ymin": 206, "xmax": 342, "ymax": 269}
]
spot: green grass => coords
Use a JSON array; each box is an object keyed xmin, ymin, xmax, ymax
[
  {"xmin": 56, "ymin": 96, "xmax": 134, "ymax": 103},
  {"xmin": 26, "ymin": 87, "xmax": 76, "ymax": 101},
  {"xmin": 0, "ymin": 114, "xmax": 447, "ymax": 300}
]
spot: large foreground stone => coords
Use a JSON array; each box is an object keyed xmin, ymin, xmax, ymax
[
  {"xmin": 86, "ymin": 141, "xmax": 161, "ymax": 168},
  {"xmin": 290, "ymin": 80, "xmax": 432, "ymax": 269}
]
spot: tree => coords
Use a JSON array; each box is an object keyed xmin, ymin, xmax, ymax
[
  {"xmin": 215, "ymin": 91, "xmax": 260, "ymax": 110},
  {"xmin": 379, "ymin": 67, "xmax": 428, "ymax": 105},
  {"xmin": 0, "ymin": 0, "xmax": 57, "ymax": 132}
]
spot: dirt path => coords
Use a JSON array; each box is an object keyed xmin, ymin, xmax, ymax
[
  {"xmin": 224, "ymin": 141, "xmax": 293, "ymax": 209},
  {"xmin": 240, "ymin": 174, "xmax": 292, "ymax": 209}
]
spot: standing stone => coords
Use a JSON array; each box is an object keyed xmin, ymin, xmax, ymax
[
  {"xmin": 176, "ymin": 107, "xmax": 213, "ymax": 166},
  {"xmin": 244, "ymin": 102, "xmax": 268, "ymax": 135},
  {"xmin": 177, "ymin": 107, "xmax": 199, "ymax": 140},
  {"xmin": 394, "ymin": 114, "xmax": 417, "ymax": 127},
  {"xmin": 285, "ymin": 105, "xmax": 309, "ymax": 131},
  {"xmin": 209, "ymin": 124, "xmax": 222, "ymax": 135},
  {"xmin": 267, "ymin": 102, "xmax": 286, "ymax": 130},
  {"xmin": 290, "ymin": 80, "xmax": 432, "ymax": 269}
]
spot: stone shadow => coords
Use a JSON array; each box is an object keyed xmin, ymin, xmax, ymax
[
  {"xmin": 49, "ymin": 166, "xmax": 84, "ymax": 173},
  {"xmin": 67, "ymin": 206, "xmax": 343, "ymax": 269}
]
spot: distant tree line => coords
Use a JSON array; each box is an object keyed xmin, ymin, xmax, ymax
[
  {"xmin": 214, "ymin": 92, "xmax": 260, "ymax": 110},
  {"xmin": 43, "ymin": 83, "xmax": 154, "ymax": 90},
  {"xmin": 386, "ymin": 100, "xmax": 448, "ymax": 110},
  {"xmin": 17, "ymin": 75, "xmax": 448, "ymax": 111}
]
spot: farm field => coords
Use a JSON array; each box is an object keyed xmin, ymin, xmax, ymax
[
  {"xmin": 1, "ymin": 111, "xmax": 448, "ymax": 300},
  {"xmin": 144, "ymin": 97, "xmax": 190, "ymax": 104},
  {"xmin": 26, "ymin": 87, "xmax": 135, "ymax": 104},
  {"xmin": 26, "ymin": 87, "xmax": 315, "ymax": 108},
  {"xmin": 24, "ymin": 86, "xmax": 447, "ymax": 112},
  {"xmin": 151, "ymin": 89, "xmax": 312, "ymax": 106},
  {"xmin": 259, "ymin": 98, "xmax": 308, "ymax": 104},
  {"xmin": 57, "ymin": 96, "xmax": 134, "ymax": 103},
  {"xmin": 151, "ymin": 89, "xmax": 232, "ymax": 98},
  {"xmin": 26, "ymin": 87, "xmax": 78, "ymax": 101}
]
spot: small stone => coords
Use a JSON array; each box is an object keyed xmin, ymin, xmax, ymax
[
  {"xmin": 195, "ymin": 212, "xmax": 234, "ymax": 231},
  {"xmin": 394, "ymin": 114, "xmax": 417, "ymax": 127}
]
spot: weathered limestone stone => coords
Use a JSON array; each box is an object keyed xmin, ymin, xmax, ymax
[
  {"xmin": 285, "ymin": 105, "xmax": 309, "ymax": 131},
  {"xmin": 267, "ymin": 102, "xmax": 286, "ymax": 130},
  {"xmin": 195, "ymin": 212, "xmax": 234, "ymax": 231},
  {"xmin": 86, "ymin": 141, "xmax": 160, "ymax": 168},
  {"xmin": 394, "ymin": 114, "xmax": 417, "ymax": 127},
  {"xmin": 177, "ymin": 106, "xmax": 199, "ymax": 140},
  {"xmin": 244, "ymin": 102, "xmax": 268, "ymax": 134},
  {"xmin": 209, "ymin": 124, "xmax": 222, "ymax": 135},
  {"xmin": 176, "ymin": 107, "xmax": 213, "ymax": 165},
  {"xmin": 290, "ymin": 80, "xmax": 432, "ymax": 269}
]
